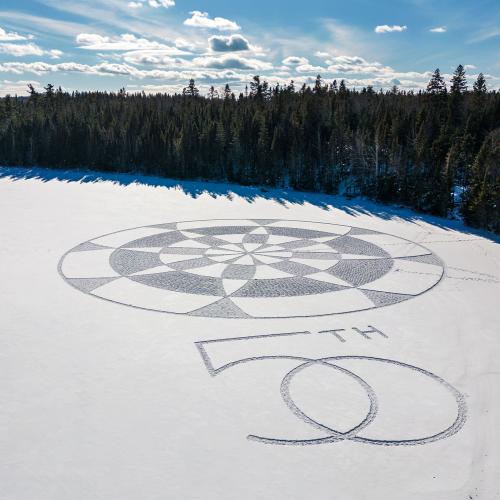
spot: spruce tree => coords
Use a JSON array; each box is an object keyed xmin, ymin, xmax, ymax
[
  {"xmin": 426, "ymin": 69, "xmax": 446, "ymax": 94},
  {"xmin": 450, "ymin": 64, "xmax": 467, "ymax": 94},
  {"xmin": 183, "ymin": 79, "xmax": 199, "ymax": 97},
  {"xmin": 249, "ymin": 76, "xmax": 262, "ymax": 98},
  {"xmin": 313, "ymin": 74, "xmax": 323, "ymax": 94},
  {"xmin": 27, "ymin": 83, "xmax": 38, "ymax": 98},
  {"xmin": 44, "ymin": 83, "xmax": 55, "ymax": 98},
  {"xmin": 473, "ymin": 73, "xmax": 487, "ymax": 93}
]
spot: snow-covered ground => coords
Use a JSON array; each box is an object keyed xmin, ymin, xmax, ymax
[{"xmin": 1, "ymin": 167, "xmax": 499, "ymax": 500}]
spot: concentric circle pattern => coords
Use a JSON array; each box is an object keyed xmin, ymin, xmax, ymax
[{"xmin": 59, "ymin": 219, "xmax": 444, "ymax": 318}]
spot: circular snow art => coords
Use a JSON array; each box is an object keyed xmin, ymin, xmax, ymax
[{"xmin": 59, "ymin": 219, "xmax": 444, "ymax": 318}]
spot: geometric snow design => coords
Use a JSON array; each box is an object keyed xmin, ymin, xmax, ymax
[
  {"xmin": 110, "ymin": 248, "xmax": 164, "ymax": 275},
  {"xmin": 58, "ymin": 219, "xmax": 444, "ymax": 318},
  {"xmin": 66, "ymin": 276, "xmax": 120, "ymax": 292},
  {"xmin": 360, "ymin": 289, "xmax": 413, "ymax": 307},
  {"xmin": 329, "ymin": 259, "xmax": 394, "ymax": 286}
]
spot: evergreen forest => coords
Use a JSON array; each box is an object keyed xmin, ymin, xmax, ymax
[{"xmin": 0, "ymin": 65, "xmax": 498, "ymax": 232}]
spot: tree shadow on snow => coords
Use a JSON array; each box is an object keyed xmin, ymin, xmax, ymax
[{"xmin": 1, "ymin": 166, "xmax": 498, "ymax": 243}]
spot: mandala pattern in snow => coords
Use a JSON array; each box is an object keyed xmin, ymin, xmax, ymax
[{"xmin": 59, "ymin": 219, "xmax": 444, "ymax": 318}]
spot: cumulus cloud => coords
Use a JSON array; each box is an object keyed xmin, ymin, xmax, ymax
[
  {"xmin": 0, "ymin": 60, "xmax": 258, "ymax": 83},
  {"xmin": 76, "ymin": 33, "xmax": 186, "ymax": 54},
  {"xmin": 174, "ymin": 38, "xmax": 202, "ymax": 52},
  {"xmin": 0, "ymin": 43, "xmax": 62, "ymax": 58},
  {"xmin": 1, "ymin": 40, "xmax": 497, "ymax": 93},
  {"xmin": 49, "ymin": 49, "xmax": 63, "ymax": 59},
  {"xmin": 0, "ymin": 27, "xmax": 32, "ymax": 42},
  {"xmin": 430, "ymin": 26, "xmax": 447, "ymax": 33},
  {"xmin": 184, "ymin": 11, "xmax": 241, "ymax": 31},
  {"xmin": 192, "ymin": 55, "xmax": 272, "ymax": 70},
  {"xmin": 122, "ymin": 51, "xmax": 187, "ymax": 66},
  {"xmin": 296, "ymin": 64, "xmax": 324, "ymax": 73},
  {"xmin": 129, "ymin": 83, "xmax": 184, "ymax": 94},
  {"xmin": 282, "ymin": 56, "xmax": 309, "ymax": 66},
  {"xmin": 375, "ymin": 25, "xmax": 407, "ymax": 33},
  {"xmin": 325, "ymin": 55, "xmax": 391, "ymax": 74},
  {"xmin": 0, "ymin": 79, "xmax": 41, "ymax": 96},
  {"xmin": 208, "ymin": 34, "xmax": 250, "ymax": 52},
  {"xmin": 0, "ymin": 43, "xmax": 43, "ymax": 57}
]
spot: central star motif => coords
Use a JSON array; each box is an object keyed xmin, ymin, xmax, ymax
[{"xmin": 205, "ymin": 242, "xmax": 293, "ymax": 265}]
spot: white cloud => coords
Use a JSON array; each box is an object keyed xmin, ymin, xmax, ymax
[
  {"xmin": 184, "ymin": 11, "xmax": 241, "ymax": 31},
  {"xmin": 0, "ymin": 27, "xmax": 32, "ymax": 42},
  {"xmin": 76, "ymin": 33, "xmax": 186, "ymax": 54},
  {"xmin": 192, "ymin": 55, "xmax": 272, "ymax": 71},
  {"xmin": 208, "ymin": 34, "xmax": 250, "ymax": 52},
  {"xmin": 49, "ymin": 49, "xmax": 63, "ymax": 59},
  {"xmin": 0, "ymin": 43, "xmax": 63, "ymax": 59},
  {"xmin": 325, "ymin": 55, "xmax": 390, "ymax": 74},
  {"xmin": 296, "ymin": 64, "xmax": 324, "ymax": 73},
  {"xmin": 464, "ymin": 64, "xmax": 476, "ymax": 70},
  {"xmin": 127, "ymin": 0, "xmax": 174, "ymax": 7},
  {"xmin": 148, "ymin": 0, "xmax": 175, "ymax": 7},
  {"xmin": 0, "ymin": 42, "xmax": 43, "ymax": 57},
  {"xmin": 129, "ymin": 83, "xmax": 184, "ymax": 94},
  {"xmin": 0, "ymin": 60, "xmax": 262, "ymax": 83},
  {"xmin": 174, "ymin": 38, "xmax": 203, "ymax": 52},
  {"xmin": 374, "ymin": 25, "xmax": 407, "ymax": 33},
  {"xmin": 430, "ymin": 26, "xmax": 447, "ymax": 33},
  {"xmin": 282, "ymin": 56, "xmax": 309, "ymax": 66},
  {"xmin": 122, "ymin": 51, "xmax": 181, "ymax": 65},
  {"xmin": 0, "ymin": 79, "xmax": 41, "ymax": 96}
]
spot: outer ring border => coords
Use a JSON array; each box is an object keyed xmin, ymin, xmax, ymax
[{"xmin": 57, "ymin": 218, "xmax": 446, "ymax": 319}]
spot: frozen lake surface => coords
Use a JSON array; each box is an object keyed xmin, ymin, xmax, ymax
[{"xmin": 1, "ymin": 168, "xmax": 499, "ymax": 499}]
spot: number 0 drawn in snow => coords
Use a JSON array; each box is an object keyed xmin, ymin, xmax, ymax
[
  {"xmin": 195, "ymin": 333, "xmax": 467, "ymax": 446},
  {"xmin": 59, "ymin": 219, "xmax": 444, "ymax": 318}
]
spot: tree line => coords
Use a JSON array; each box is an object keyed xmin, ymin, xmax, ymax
[{"xmin": 0, "ymin": 65, "xmax": 498, "ymax": 232}]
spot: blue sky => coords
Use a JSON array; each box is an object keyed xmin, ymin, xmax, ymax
[{"xmin": 0, "ymin": 0, "xmax": 499, "ymax": 95}]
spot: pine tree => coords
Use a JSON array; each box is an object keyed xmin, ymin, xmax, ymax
[
  {"xmin": 313, "ymin": 74, "xmax": 323, "ymax": 94},
  {"xmin": 44, "ymin": 83, "xmax": 55, "ymax": 98},
  {"xmin": 261, "ymin": 79, "xmax": 271, "ymax": 99},
  {"xmin": 208, "ymin": 86, "xmax": 218, "ymax": 99},
  {"xmin": 450, "ymin": 64, "xmax": 467, "ymax": 94},
  {"xmin": 183, "ymin": 79, "xmax": 199, "ymax": 97},
  {"xmin": 27, "ymin": 83, "xmax": 38, "ymax": 98},
  {"xmin": 249, "ymin": 76, "xmax": 262, "ymax": 98},
  {"xmin": 426, "ymin": 69, "xmax": 446, "ymax": 94},
  {"xmin": 473, "ymin": 73, "xmax": 487, "ymax": 93}
]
